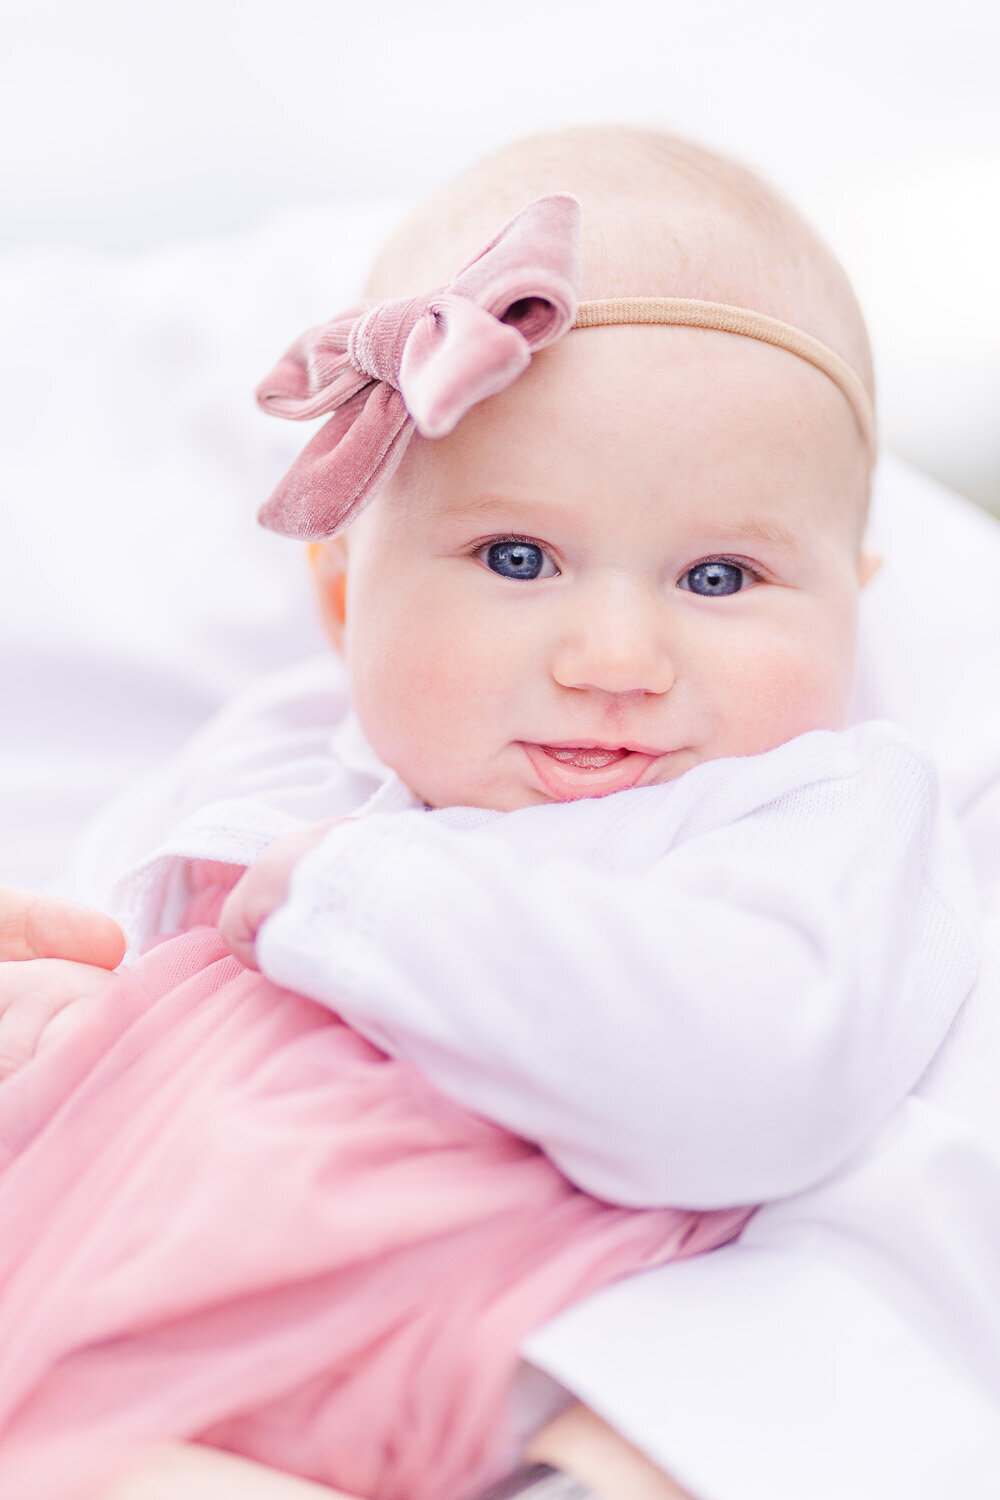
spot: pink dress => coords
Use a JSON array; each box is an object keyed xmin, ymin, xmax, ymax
[{"xmin": 0, "ymin": 863, "xmax": 751, "ymax": 1500}]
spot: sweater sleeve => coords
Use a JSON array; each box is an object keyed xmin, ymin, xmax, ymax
[
  {"xmin": 257, "ymin": 724, "xmax": 980, "ymax": 1207},
  {"xmin": 524, "ymin": 890, "xmax": 1000, "ymax": 1498}
]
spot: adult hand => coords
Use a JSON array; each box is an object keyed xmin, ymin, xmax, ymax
[
  {"xmin": 527, "ymin": 1401, "xmax": 698, "ymax": 1499},
  {"xmin": 0, "ymin": 886, "xmax": 127, "ymax": 1076},
  {"xmin": 219, "ymin": 819, "xmax": 347, "ymax": 970}
]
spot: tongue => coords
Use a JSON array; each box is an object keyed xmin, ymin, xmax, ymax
[{"xmin": 546, "ymin": 747, "xmax": 628, "ymax": 770}]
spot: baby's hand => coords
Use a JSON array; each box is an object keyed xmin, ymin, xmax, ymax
[
  {"xmin": 0, "ymin": 886, "xmax": 127, "ymax": 1076},
  {"xmin": 218, "ymin": 820, "xmax": 347, "ymax": 971}
]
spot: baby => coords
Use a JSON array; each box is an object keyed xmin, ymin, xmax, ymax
[{"xmin": 0, "ymin": 127, "xmax": 980, "ymax": 1500}]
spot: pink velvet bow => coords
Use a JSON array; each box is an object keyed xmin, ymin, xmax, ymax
[{"xmin": 255, "ymin": 194, "xmax": 582, "ymax": 540}]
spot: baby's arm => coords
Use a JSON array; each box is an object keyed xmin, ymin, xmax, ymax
[
  {"xmin": 243, "ymin": 725, "xmax": 978, "ymax": 1209},
  {"xmin": 0, "ymin": 887, "xmax": 126, "ymax": 1074}
]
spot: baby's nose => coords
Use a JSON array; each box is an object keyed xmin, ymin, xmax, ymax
[{"xmin": 550, "ymin": 588, "xmax": 675, "ymax": 696}]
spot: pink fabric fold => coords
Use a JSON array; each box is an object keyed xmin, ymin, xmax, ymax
[
  {"xmin": 255, "ymin": 194, "xmax": 582, "ymax": 540},
  {"xmin": 0, "ymin": 865, "xmax": 751, "ymax": 1500}
]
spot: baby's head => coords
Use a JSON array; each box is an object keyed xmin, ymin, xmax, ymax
[{"xmin": 288, "ymin": 127, "xmax": 880, "ymax": 809}]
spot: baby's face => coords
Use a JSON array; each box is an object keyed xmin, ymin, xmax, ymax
[{"xmin": 320, "ymin": 325, "xmax": 876, "ymax": 810}]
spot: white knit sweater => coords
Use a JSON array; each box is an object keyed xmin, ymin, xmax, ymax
[{"xmin": 258, "ymin": 712, "xmax": 977, "ymax": 1211}]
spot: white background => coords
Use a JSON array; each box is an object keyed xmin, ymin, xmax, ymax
[{"xmin": 4, "ymin": 0, "xmax": 999, "ymax": 509}]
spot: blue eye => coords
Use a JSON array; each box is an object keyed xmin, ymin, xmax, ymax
[
  {"xmin": 483, "ymin": 540, "xmax": 554, "ymax": 580},
  {"xmin": 682, "ymin": 561, "xmax": 748, "ymax": 597}
]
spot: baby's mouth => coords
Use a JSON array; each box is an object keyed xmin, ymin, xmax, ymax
[
  {"xmin": 542, "ymin": 746, "xmax": 630, "ymax": 770},
  {"xmin": 521, "ymin": 740, "xmax": 667, "ymax": 801}
]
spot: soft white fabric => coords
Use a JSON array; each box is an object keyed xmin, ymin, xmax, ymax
[
  {"xmin": 851, "ymin": 461, "xmax": 1000, "ymax": 892},
  {"xmin": 73, "ymin": 657, "xmax": 421, "ymax": 944},
  {"xmin": 525, "ymin": 893, "xmax": 1000, "ymax": 1500},
  {"xmin": 255, "ymin": 721, "xmax": 977, "ymax": 1209}
]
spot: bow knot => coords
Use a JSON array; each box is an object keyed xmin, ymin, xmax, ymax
[
  {"xmin": 347, "ymin": 296, "xmax": 428, "ymax": 388},
  {"xmin": 255, "ymin": 194, "xmax": 582, "ymax": 540}
]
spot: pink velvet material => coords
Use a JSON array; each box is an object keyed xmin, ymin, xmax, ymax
[
  {"xmin": 0, "ymin": 864, "xmax": 750, "ymax": 1500},
  {"xmin": 255, "ymin": 194, "xmax": 582, "ymax": 540}
]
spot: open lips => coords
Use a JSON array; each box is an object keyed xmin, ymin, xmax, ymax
[
  {"xmin": 521, "ymin": 741, "xmax": 677, "ymax": 800},
  {"xmin": 544, "ymin": 746, "xmax": 630, "ymax": 769}
]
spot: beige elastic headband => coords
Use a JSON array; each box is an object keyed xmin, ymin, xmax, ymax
[{"xmin": 575, "ymin": 298, "xmax": 876, "ymax": 456}]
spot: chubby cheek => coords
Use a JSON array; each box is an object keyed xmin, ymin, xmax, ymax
[
  {"xmin": 345, "ymin": 581, "xmax": 520, "ymax": 804},
  {"xmin": 701, "ymin": 619, "xmax": 857, "ymax": 758}
]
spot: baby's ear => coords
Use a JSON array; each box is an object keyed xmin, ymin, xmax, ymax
[
  {"xmin": 858, "ymin": 549, "xmax": 882, "ymax": 589},
  {"xmin": 308, "ymin": 538, "xmax": 349, "ymax": 654}
]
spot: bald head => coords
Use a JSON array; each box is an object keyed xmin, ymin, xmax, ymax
[{"xmin": 367, "ymin": 125, "xmax": 874, "ymax": 401}]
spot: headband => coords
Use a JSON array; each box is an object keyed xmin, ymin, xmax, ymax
[{"xmin": 256, "ymin": 194, "xmax": 875, "ymax": 541}]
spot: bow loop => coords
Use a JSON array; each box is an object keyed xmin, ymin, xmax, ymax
[
  {"xmin": 255, "ymin": 307, "xmax": 372, "ymax": 421},
  {"xmin": 452, "ymin": 191, "xmax": 581, "ymax": 349},
  {"xmin": 400, "ymin": 294, "xmax": 532, "ymax": 440},
  {"xmin": 255, "ymin": 193, "xmax": 582, "ymax": 540}
]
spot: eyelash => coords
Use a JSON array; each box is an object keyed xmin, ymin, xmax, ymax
[
  {"xmin": 470, "ymin": 533, "xmax": 560, "ymax": 576},
  {"xmin": 681, "ymin": 555, "xmax": 766, "ymax": 587},
  {"xmin": 473, "ymin": 532, "xmax": 549, "ymax": 553},
  {"xmin": 473, "ymin": 537, "xmax": 766, "ymax": 587}
]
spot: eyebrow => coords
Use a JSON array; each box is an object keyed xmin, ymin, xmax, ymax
[
  {"xmin": 435, "ymin": 492, "xmax": 539, "ymax": 521},
  {"xmin": 720, "ymin": 517, "xmax": 801, "ymax": 552}
]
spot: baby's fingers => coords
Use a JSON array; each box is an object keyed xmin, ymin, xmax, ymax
[
  {"xmin": 218, "ymin": 866, "xmax": 278, "ymax": 972},
  {"xmin": 0, "ymin": 958, "xmax": 119, "ymax": 1077},
  {"xmin": 219, "ymin": 820, "xmax": 345, "ymax": 971},
  {"xmin": 0, "ymin": 885, "xmax": 127, "ymax": 967}
]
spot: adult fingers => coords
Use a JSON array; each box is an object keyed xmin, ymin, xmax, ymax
[{"xmin": 0, "ymin": 886, "xmax": 127, "ymax": 967}]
